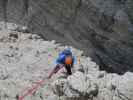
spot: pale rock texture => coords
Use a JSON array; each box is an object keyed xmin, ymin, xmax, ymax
[{"xmin": 0, "ymin": 30, "xmax": 132, "ymax": 100}]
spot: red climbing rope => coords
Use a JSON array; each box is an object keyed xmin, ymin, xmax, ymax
[
  {"xmin": 18, "ymin": 65, "xmax": 64, "ymax": 100},
  {"xmin": 18, "ymin": 79, "xmax": 44, "ymax": 100}
]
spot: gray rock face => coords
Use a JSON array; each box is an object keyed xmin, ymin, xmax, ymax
[
  {"xmin": 0, "ymin": 30, "xmax": 132, "ymax": 100},
  {"xmin": 52, "ymin": 62, "xmax": 133, "ymax": 100},
  {"xmin": 0, "ymin": 0, "xmax": 133, "ymax": 74}
]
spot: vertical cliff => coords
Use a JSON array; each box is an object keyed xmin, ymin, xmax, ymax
[{"xmin": 0, "ymin": 0, "xmax": 133, "ymax": 74}]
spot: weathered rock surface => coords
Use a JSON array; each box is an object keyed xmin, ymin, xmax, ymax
[
  {"xmin": 52, "ymin": 58, "xmax": 133, "ymax": 100},
  {"xmin": 0, "ymin": 30, "xmax": 132, "ymax": 100},
  {"xmin": 0, "ymin": 0, "xmax": 133, "ymax": 73}
]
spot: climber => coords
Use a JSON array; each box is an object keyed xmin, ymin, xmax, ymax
[{"xmin": 48, "ymin": 48, "xmax": 75, "ymax": 78}]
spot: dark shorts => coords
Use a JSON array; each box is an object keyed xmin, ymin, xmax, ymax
[{"xmin": 65, "ymin": 64, "xmax": 72, "ymax": 75}]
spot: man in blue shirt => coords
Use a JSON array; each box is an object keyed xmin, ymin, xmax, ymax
[{"xmin": 48, "ymin": 49, "xmax": 75, "ymax": 78}]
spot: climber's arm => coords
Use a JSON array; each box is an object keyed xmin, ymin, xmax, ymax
[{"xmin": 48, "ymin": 64, "xmax": 61, "ymax": 79}]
